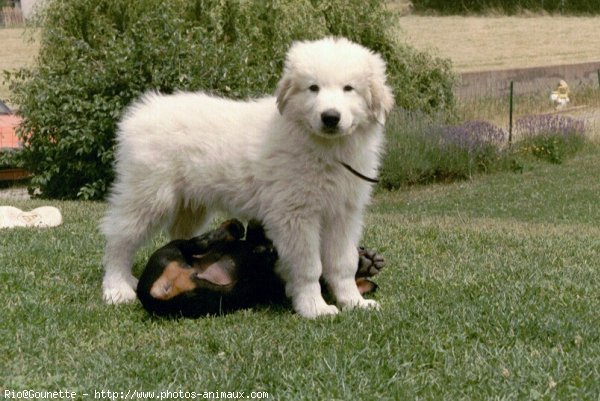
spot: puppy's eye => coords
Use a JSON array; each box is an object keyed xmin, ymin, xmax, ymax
[
  {"xmin": 309, "ymin": 84, "xmax": 320, "ymax": 92},
  {"xmin": 343, "ymin": 85, "xmax": 354, "ymax": 92}
]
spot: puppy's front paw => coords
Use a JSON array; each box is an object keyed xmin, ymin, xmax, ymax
[
  {"xmin": 102, "ymin": 274, "xmax": 138, "ymax": 304},
  {"xmin": 293, "ymin": 294, "xmax": 339, "ymax": 319},
  {"xmin": 340, "ymin": 297, "xmax": 380, "ymax": 312}
]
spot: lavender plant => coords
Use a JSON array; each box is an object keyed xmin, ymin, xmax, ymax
[
  {"xmin": 440, "ymin": 121, "xmax": 506, "ymax": 152},
  {"xmin": 515, "ymin": 115, "xmax": 586, "ymax": 164},
  {"xmin": 380, "ymin": 112, "xmax": 587, "ymax": 190},
  {"xmin": 432, "ymin": 120, "xmax": 507, "ymax": 180},
  {"xmin": 380, "ymin": 112, "xmax": 512, "ymax": 189},
  {"xmin": 516, "ymin": 115, "xmax": 585, "ymax": 138}
]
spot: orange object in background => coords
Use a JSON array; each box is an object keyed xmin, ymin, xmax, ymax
[
  {"xmin": 0, "ymin": 100, "xmax": 22, "ymax": 149},
  {"xmin": 0, "ymin": 113, "xmax": 22, "ymax": 149},
  {"xmin": 0, "ymin": 100, "xmax": 29, "ymax": 181}
]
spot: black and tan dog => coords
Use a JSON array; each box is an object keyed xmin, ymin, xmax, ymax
[{"xmin": 137, "ymin": 219, "xmax": 384, "ymax": 318}]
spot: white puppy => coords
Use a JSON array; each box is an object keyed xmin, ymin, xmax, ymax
[{"xmin": 101, "ymin": 37, "xmax": 394, "ymax": 318}]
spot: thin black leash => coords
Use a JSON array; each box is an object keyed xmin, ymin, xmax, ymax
[{"xmin": 339, "ymin": 162, "xmax": 380, "ymax": 184}]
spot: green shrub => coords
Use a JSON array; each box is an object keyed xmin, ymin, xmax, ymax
[
  {"xmin": 7, "ymin": 0, "xmax": 455, "ymax": 199},
  {"xmin": 412, "ymin": 0, "xmax": 600, "ymax": 14}
]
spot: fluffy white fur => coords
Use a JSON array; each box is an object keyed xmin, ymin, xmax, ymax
[{"xmin": 101, "ymin": 37, "xmax": 394, "ymax": 318}]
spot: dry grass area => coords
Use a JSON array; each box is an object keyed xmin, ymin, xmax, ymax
[
  {"xmin": 398, "ymin": 16, "xmax": 600, "ymax": 72},
  {"xmin": 0, "ymin": 28, "xmax": 39, "ymax": 104}
]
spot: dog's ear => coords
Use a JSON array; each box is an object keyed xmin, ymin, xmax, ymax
[
  {"xmin": 275, "ymin": 75, "xmax": 293, "ymax": 115},
  {"xmin": 368, "ymin": 53, "xmax": 395, "ymax": 124},
  {"xmin": 195, "ymin": 260, "xmax": 235, "ymax": 287},
  {"xmin": 276, "ymin": 40, "xmax": 305, "ymax": 114},
  {"xmin": 218, "ymin": 219, "xmax": 245, "ymax": 241}
]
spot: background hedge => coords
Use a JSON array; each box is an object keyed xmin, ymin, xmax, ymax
[
  {"xmin": 8, "ymin": 0, "xmax": 454, "ymax": 199},
  {"xmin": 411, "ymin": 0, "xmax": 600, "ymax": 14}
]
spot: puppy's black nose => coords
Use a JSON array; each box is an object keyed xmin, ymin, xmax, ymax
[{"xmin": 321, "ymin": 109, "xmax": 341, "ymax": 128}]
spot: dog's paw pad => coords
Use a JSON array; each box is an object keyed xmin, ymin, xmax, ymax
[{"xmin": 357, "ymin": 247, "xmax": 385, "ymax": 278}]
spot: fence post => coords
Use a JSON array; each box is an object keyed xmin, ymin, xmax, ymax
[
  {"xmin": 508, "ymin": 80, "xmax": 514, "ymax": 147},
  {"xmin": 597, "ymin": 69, "xmax": 600, "ymax": 90}
]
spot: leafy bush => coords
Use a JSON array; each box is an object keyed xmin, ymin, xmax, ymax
[
  {"xmin": 515, "ymin": 115, "xmax": 586, "ymax": 164},
  {"xmin": 379, "ymin": 112, "xmax": 513, "ymax": 189},
  {"xmin": 7, "ymin": 0, "xmax": 455, "ymax": 199},
  {"xmin": 412, "ymin": 0, "xmax": 600, "ymax": 14}
]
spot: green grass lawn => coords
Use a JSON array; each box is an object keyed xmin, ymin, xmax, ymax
[{"xmin": 1, "ymin": 145, "xmax": 599, "ymax": 400}]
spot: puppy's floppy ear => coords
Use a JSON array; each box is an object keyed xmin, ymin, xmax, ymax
[
  {"xmin": 275, "ymin": 74, "xmax": 293, "ymax": 115},
  {"xmin": 276, "ymin": 40, "xmax": 304, "ymax": 115},
  {"xmin": 368, "ymin": 53, "xmax": 395, "ymax": 124},
  {"xmin": 195, "ymin": 260, "xmax": 235, "ymax": 287}
]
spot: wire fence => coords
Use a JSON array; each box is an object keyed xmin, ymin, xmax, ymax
[
  {"xmin": 454, "ymin": 65, "xmax": 600, "ymax": 141},
  {"xmin": 0, "ymin": 6, "xmax": 23, "ymax": 27}
]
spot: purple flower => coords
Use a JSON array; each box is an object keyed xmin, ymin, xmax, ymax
[
  {"xmin": 516, "ymin": 115, "xmax": 585, "ymax": 138},
  {"xmin": 439, "ymin": 120, "xmax": 506, "ymax": 152}
]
